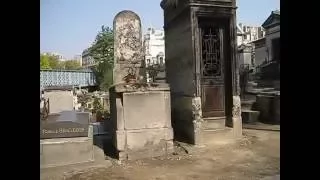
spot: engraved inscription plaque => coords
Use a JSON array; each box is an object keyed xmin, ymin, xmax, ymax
[{"xmin": 40, "ymin": 111, "xmax": 90, "ymax": 139}]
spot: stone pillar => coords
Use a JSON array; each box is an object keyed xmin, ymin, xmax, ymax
[
  {"xmin": 192, "ymin": 96, "xmax": 203, "ymax": 145},
  {"xmin": 110, "ymin": 10, "xmax": 173, "ymax": 160},
  {"xmin": 113, "ymin": 10, "xmax": 145, "ymax": 84},
  {"xmin": 231, "ymin": 7, "xmax": 243, "ymax": 138}
]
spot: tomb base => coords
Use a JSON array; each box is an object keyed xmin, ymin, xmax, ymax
[
  {"xmin": 110, "ymin": 83, "xmax": 173, "ymax": 160},
  {"xmin": 40, "ymin": 137, "xmax": 94, "ymax": 169}
]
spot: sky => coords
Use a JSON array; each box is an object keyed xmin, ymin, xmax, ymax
[{"xmin": 40, "ymin": 0, "xmax": 280, "ymax": 59}]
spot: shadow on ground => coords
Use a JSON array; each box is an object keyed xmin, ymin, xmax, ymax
[{"xmin": 93, "ymin": 134, "xmax": 118, "ymax": 159}]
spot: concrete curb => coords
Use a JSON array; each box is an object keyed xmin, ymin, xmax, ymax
[{"xmin": 243, "ymin": 124, "xmax": 280, "ymax": 132}]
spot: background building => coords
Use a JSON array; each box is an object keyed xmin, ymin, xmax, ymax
[
  {"xmin": 262, "ymin": 10, "xmax": 280, "ymax": 64},
  {"xmin": 73, "ymin": 55, "xmax": 82, "ymax": 66},
  {"xmin": 250, "ymin": 10, "xmax": 280, "ymax": 68},
  {"xmin": 42, "ymin": 52, "xmax": 66, "ymax": 62},
  {"xmin": 81, "ymin": 48, "xmax": 95, "ymax": 69},
  {"xmin": 237, "ymin": 23, "xmax": 266, "ymax": 68},
  {"xmin": 237, "ymin": 23, "xmax": 265, "ymax": 46},
  {"xmin": 143, "ymin": 27, "xmax": 165, "ymax": 67}
]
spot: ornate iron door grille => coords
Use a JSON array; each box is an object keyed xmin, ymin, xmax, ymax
[
  {"xmin": 200, "ymin": 24, "xmax": 226, "ymax": 118},
  {"xmin": 201, "ymin": 26, "xmax": 224, "ymax": 83}
]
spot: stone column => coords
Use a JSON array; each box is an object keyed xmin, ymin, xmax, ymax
[{"xmin": 231, "ymin": 7, "xmax": 243, "ymax": 138}]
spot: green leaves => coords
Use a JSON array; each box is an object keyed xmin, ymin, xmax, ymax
[
  {"xmin": 40, "ymin": 54, "xmax": 81, "ymax": 70},
  {"xmin": 40, "ymin": 55, "xmax": 51, "ymax": 69},
  {"xmin": 89, "ymin": 25, "xmax": 114, "ymax": 90},
  {"xmin": 64, "ymin": 60, "xmax": 81, "ymax": 70},
  {"xmin": 40, "ymin": 54, "xmax": 61, "ymax": 69}
]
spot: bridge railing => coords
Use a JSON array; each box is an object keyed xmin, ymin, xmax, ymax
[{"xmin": 40, "ymin": 69, "xmax": 97, "ymax": 88}]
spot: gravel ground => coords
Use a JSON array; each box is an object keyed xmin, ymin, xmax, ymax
[{"xmin": 42, "ymin": 129, "xmax": 280, "ymax": 180}]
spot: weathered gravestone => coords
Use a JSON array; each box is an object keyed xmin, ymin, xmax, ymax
[
  {"xmin": 113, "ymin": 10, "xmax": 145, "ymax": 84},
  {"xmin": 43, "ymin": 86, "xmax": 75, "ymax": 114},
  {"xmin": 40, "ymin": 111, "xmax": 90, "ymax": 139},
  {"xmin": 109, "ymin": 10, "xmax": 173, "ymax": 160},
  {"xmin": 40, "ymin": 111, "xmax": 94, "ymax": 168}
]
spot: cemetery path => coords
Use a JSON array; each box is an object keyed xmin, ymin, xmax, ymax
[{"xmin": 43, "ymin": 129, "xmax": 280, "ymax": 180}]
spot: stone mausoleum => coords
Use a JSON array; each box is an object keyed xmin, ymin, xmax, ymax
[{"xmin": 160, "ymin": 0, "xmax": 242, "ymax": 145}]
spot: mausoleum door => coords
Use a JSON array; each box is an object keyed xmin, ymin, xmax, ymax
[{"xmin": 199, "ymin": 22, "xmax": 226, "ymax": 118}]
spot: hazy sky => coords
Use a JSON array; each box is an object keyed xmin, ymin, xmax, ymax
[{"xmin": 40, "ymin": 0, "xmax": 280, "ymax": 59}]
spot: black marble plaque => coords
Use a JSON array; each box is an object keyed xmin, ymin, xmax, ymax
[{"xmin": 40, "ymin": 111, "xmax": 90, "ymax": 139}]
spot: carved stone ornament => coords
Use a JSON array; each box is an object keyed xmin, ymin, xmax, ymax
[
  {"xmin": 232, "ymin": 96, "xmax": 241, "ymax": 117},
  {"xmin": 192, "ymin": 96, "xmax": 202, "ymax": 121}
]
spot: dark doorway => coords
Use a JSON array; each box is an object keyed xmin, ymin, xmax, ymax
[{"xmin": 199, "ymin": 19, "xmax": 229, "ymax": 119}]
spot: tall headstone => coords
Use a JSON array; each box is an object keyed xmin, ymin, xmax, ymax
[
  {"xmin": 110, "ymin": 10, "xmax": 173, "ymax": 160},
  {"xmin": 113, "ymin": 10, "xmax": 144, "ymax": 84}
]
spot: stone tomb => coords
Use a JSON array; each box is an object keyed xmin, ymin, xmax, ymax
[
  {"xmin": 40, "ymin": 111, "xmax": 94, "ymax": 168},
  {"xmin": 43, "ymin": 86, "xmax": 75, "ymax": 114},
  {"xmin": 160, "ymin": 0, "xmax": 242, "ymax": 145},
  {"xmin": 40, "ymin": 111, "xmax": 90, "ymax": 139},
  {"xmin": 110, "ymin": 10, "xmax": 173, "ymax": 160}
]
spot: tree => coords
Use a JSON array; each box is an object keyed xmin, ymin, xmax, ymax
[
  {"xmin": 65, "ymin": 60, "xmax": 81, "ymax": 70},
  {"xmin": 89, "ymin": 25, "xmax": 114, "ymax": 90},
  {"xmin": 47, "ymin": 55, "xmax": 61, "ymax": 69},
  {"xmin": 40, "ymin": 54, "xmax": 65, "ymax": 69},
  {"xmin": 40, "ymin": 54, "xmax": 51, "ymax": 69}
]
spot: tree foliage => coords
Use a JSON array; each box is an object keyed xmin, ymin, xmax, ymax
[
  {"xmin": 92, "ymin": 97, "xmax": 103, "ymax": 113},
  {"xmin": 40, "ymin": 54, "xmax": 63, "ymax": 69},
  {"xmin": 40, "ymin": 55, "xmax": 51, "ymax": 69},
  {"xmin": 64, "ymin": 60, "xmax": 81, "ymax": 70},
  {"xmin": 40, "ymin": 54, "xmax": 81, "ymax": 70},
  {"xmin": 89, "ymin": 25, "xmax": 114, "ymax": 90}
]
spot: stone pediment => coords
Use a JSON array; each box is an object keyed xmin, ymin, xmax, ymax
[
  {"xmin": 262, "ymin": 10, "xmax": 280, "ymax": 29},
  {"xmin": 160, "ymin": 0, "xmax": 234, "ymax": 9}
]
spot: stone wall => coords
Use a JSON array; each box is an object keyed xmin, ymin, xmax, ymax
[
  {"xmin": 265, "ymin": 25, "xmax": 280, "ymax": 60},
  {"xmin": 44, "ymin": 90, "xmax": 74, "ymax": 114},
  {"xmin": 109, "ymin": 84, "xmax": 173, "ymax": 160},
  {"xmin": 40, "ymin": 137, "xmax": 94, "ymax": 168},
  {"xmin": 162, "ymin": 0, "xmax": 242, "ymax": 143},
  {"xmin": 255, "ymin": 94, "xmax": 280, "ymax": 124},
  {"xmin": 255, "ymin": 46, "xmax": 267, "ymax": 66},
  {"xmin": 163, "ymin": 6, "xmax": 197, "ymax": 144}
]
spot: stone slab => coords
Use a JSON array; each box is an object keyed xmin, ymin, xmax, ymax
[
  {"xmin": 112, "ymin": 83, "xmax": 170, "ymax": 93},
  {"xmin": 123, "ymin": 91, "xmax": 171, "ymax": 130},
  {"xmin": 113, "ymin": 10, "xmax": 143, "ymax": 84},
  {"xmin": 241, "ymin": 110, "xmax": 260, "ymax": 123},
  {"xmin": 44, "ymin": 90, "xmax": 74, "ymax": 114},
  {"xmin": 256, "ymin": 95, "xmax": 274, "ymax": 122},
  {"xmin": 202, "ymin": 118, "xmax": 226, "ymax": 130},
  {"xmin": 115, "ymin": 130, "xmax": 126, "ymax": 151},
  {"xmin": 272, "ymin": 96, "xmax": 280, "ymax": 123},
  {"xmin": 126, "ymin": 139, "xmax": 173, "ymax": 160},
  {"xmin": 40, "ymin": 111, "xmax": 90, "ymax": 139},
  {"xmin": 126, "ymin": 128, "xmax": 173, "ymax": 150},
  {"xmin": 40, "ymin": 137, "xmax": 94, "ymax": 169}
]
